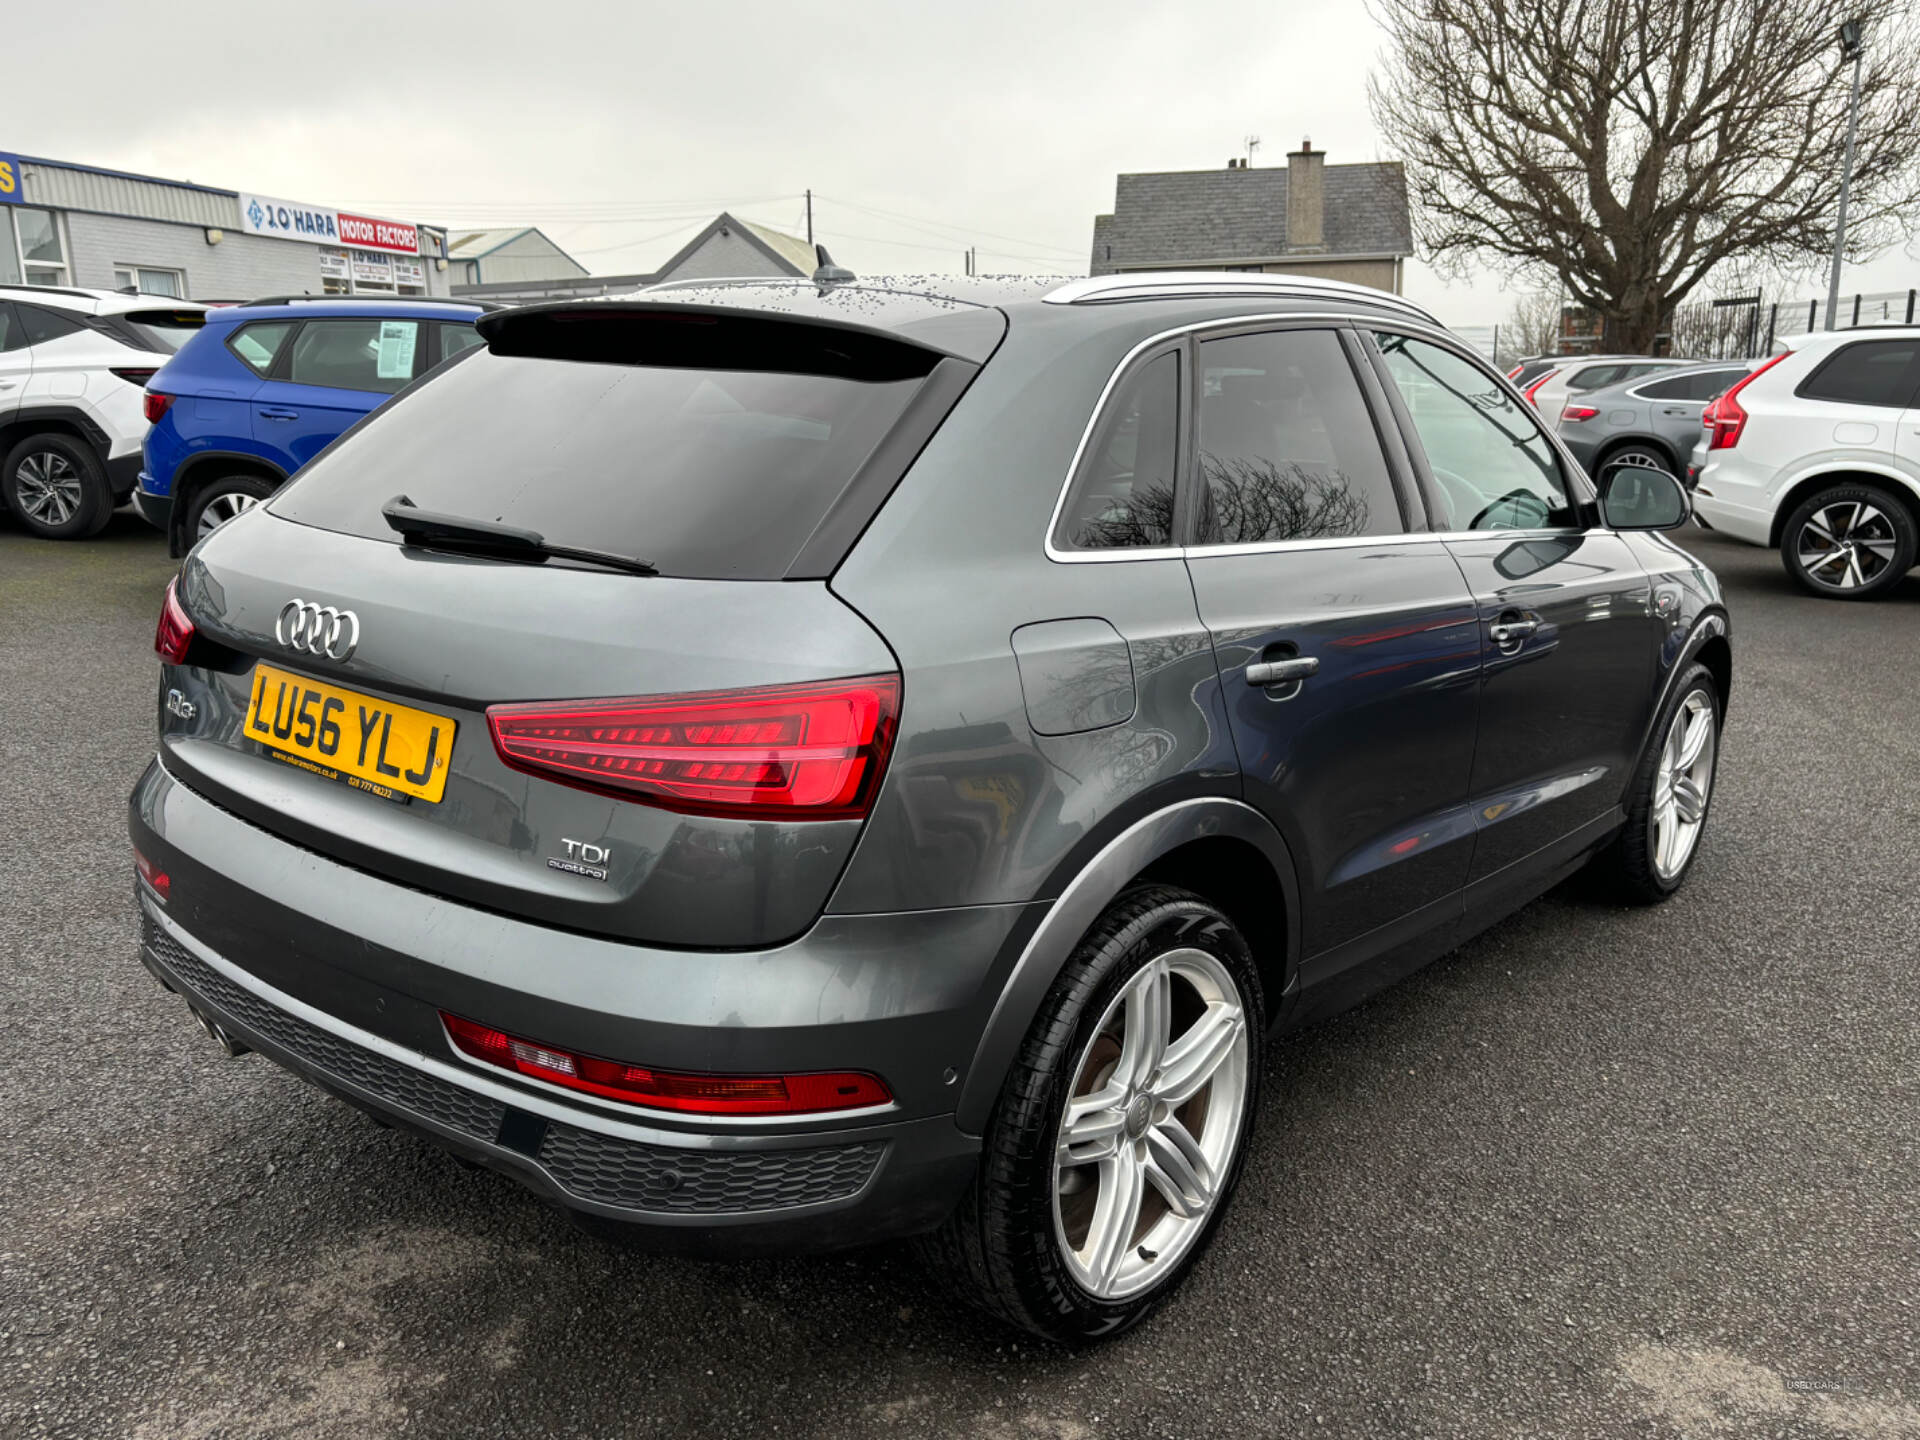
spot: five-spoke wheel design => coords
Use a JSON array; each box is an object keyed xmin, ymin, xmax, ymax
[
  {"xmin": 13, "ymin": 450, "xmax": 85, "ymax": 529},
  {"xmin": 1793, "ymin": 499, "xmax": 1901, "ymax": 593},
  {"xmin": 1051, "ymin": 946, "xmax": 1249, "ymax": 1300},
  {"xmin": 1650, "ymin": 690, "xmax": 1716, "ymax": 881}
]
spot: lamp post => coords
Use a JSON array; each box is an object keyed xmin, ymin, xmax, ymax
[{"xmin": 1826, "ymin": 19, "xmax": 1865, "ymax": 330}]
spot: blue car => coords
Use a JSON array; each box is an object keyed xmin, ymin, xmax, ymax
[{"xmin": 137, "ymin": 296, "xmax": 489, "ymax": 553}]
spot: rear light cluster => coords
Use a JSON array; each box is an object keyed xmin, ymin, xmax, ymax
[
  {"xmin": 134, "ymin": 847, "xmax": 170, "ymax": 899},
  {"xmin": 1701, "ymin": 352, "xmax": 1787, "ymax": 450},
  {"xmin": 110, "ymin": 367, "xmax": 159, "ymax": 389},
  {"xmin": 143, "ymin": 391, "xmax": 176, "ymax": 423},
  {"xmin": 487, "ymin": 676, "xmax": 900, "ymax": 820},
  {"xmin": 1522, "ymin": 372, "xmax": 1555, "ymax": 407},
  {"xmin": 154, "ymin": 577, "xmax": 196, "ymax": 663},
  {"xmin": 440, "ymin": 1012, "xmax": 891, "ymax": 1116},
  {"xmin": 1560, "ymin": 404, "xmax": 1600, "ymax": 423}
]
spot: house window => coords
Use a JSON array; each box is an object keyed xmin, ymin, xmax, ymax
[
  {"xmin": 113, "ymin": 265, "xmax": 187, "ymax": 298},
  {"xmin": 3, "ymin": 207, "xmax": 69, "ymax": 286}
]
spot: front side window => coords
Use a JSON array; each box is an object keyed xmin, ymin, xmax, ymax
[
  {"xmin": 286, "ymin": 318, "xmax": 420, "ymax": 393},
  {"xmin": 1053, "ymin": 349, "xmax": 1180, "ymax": 551},
  {"xmin": 1194, "ymin": 329, "xmax": 1404, "ymax": 544},
  {"xmin": 1373, "ymin": 332, "xmax": 1578, "ymax": 531},
  {"xmin": 1797, "ymin": 340, "xmax": 1920, "ymax": 409},
  {"xmin": 228, "ymin": 321, "xmax": 294, "ymax": 376}
]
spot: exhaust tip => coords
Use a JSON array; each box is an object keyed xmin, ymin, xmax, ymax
[{"xmin": 189, "ymin": 1005, "xmax": 251, "ymax": 1058}]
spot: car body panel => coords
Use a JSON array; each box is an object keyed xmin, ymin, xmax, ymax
[{"xmin": 1558, "ymin": 362, "xmax": 1757, "ymax": 477}]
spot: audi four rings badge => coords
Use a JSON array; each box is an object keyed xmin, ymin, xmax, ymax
[{"xmin": 276, "ymin": 599, "xmax": 361, "ymax": 661}]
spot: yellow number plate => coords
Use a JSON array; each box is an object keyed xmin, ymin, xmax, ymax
[{"xmin": 245, "ymin": 663, "xmax": 456, "ymax": 804}]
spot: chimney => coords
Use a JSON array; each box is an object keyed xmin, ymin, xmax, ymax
[{"xmin": 1287, "ymin": 136, "xmax": 1325, "ymax": 251}]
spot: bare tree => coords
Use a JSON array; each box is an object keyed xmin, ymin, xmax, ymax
[
  {"xmin": 1504, "ymin": 288, "xmax": 1563, "ymax": 356},
  {"xmin": 1370, "ymin": 0, "xmax": 1920, "ymax": 352}
]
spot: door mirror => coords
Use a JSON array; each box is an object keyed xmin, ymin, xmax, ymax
[{"xmin": 1598, "ymin": 462, "xmax": 1690, "ymax": 530}]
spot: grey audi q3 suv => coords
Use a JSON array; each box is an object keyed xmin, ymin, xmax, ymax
[{"xmin": 130, "ymin": 270, "xmax": 1730, "ymax": 1343}]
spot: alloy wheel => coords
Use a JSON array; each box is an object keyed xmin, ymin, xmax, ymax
[
  {"xmin": 1795, "ymin": 501, "xmax": 1900, "ymax": 592},
  {"xmin": 197, "ymin": 491, "xmax": 261, "ymax": 540},
  {"xmin": 14, "ymin": 451, "xmax": 84, "ymax": 528},
  {"xmin": 1650, "ymin": 691, "xmax": 1716, "ymax": 881},
  {"xmin": 1051, "ymin": 947, "xmax": 1250, "ymax": 1300}
]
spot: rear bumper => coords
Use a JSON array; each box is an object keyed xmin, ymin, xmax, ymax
[
  {"xmin": 132, "ymin": 482, "xmax": 173, "ymax": 534},
  {"xmin": 106, "ymin": 451, "xmax": 144, "ymax": 500},
  {"xmin": 1689, "ymin": 488, "xmax": 1772, "ymax": 546},
  {"xmin": 128, "ymin": 756, "xmax": 1033, "ymax": 1251}
]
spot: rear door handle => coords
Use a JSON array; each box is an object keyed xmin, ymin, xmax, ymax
[
  {"xmin": 1244, "ymin": 656, "xmax": 1319, "ymax": 686},
  {"xmin": 259, "ymin": 407, "xmax": 299, "ymax": 422}
]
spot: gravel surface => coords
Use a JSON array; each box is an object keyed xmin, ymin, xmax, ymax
[{"xmin": 2, "ymin": 512, "xmax": 1915, "ymax": 1439}]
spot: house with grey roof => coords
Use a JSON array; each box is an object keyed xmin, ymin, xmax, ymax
[
  {"xmin": 1090, "ymin": 141, "xmax": 1413, "ymax": 293},
  {"xmin": 451, "ymin": 212, "xmax": 815, "ymax": 303},
  {"xmin": 445, "ymin": 227, "xmax": 587, "ymax": 288}
]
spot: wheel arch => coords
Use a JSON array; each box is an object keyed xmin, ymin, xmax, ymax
[
  {"xmin": 954, "ymin": 796, "xmax": 1299, "ymax": 1135},
  {"xmin": 168, "ymin": 451, "xmax": 289, "ymax": 555},
  {"xmin": 1593, "ymin": 432, "xmax": 1680, "ymax": 475},
  {"xmin": 1768, "ymin": 467, "xmax": 1920, "ymax": 548},
  {"xmin": 0, "ymin": 408, "xmax": 112, "ymax": 468}
]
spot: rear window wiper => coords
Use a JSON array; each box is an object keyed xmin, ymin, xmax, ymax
[{"xmin": 381, "ymin": 496, "xmax": 658, "ymax": 577}]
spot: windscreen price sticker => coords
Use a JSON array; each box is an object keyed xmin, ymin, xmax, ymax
[{"xmin": 377, "ymin": 322, "xmax": 416, "ymax": 380}]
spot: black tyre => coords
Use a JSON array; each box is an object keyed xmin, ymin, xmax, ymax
[
  {"xmin": 1594, "ymin": 662, "xmax": 1720, "ymax": 905},
  {"xmin": 2, "ymin": 433, "xmax": 113, "ymax": 540},
  {"xmin": 185, "ymin": 474, "xmax": 277, "ymax": 546},
  {"xmin": 925, "ymin": 885, "xmax": 1263, "ymax": 1343},
  {"xmin": 1780, "ymin": 483, "xmax": 1916, "ymax": 600},
  {"xmin": 1598, "ymin": 442, "xmax": 1674, "ymax": 477}
]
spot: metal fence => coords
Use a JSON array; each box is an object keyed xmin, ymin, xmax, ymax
[{"xmin": 1665, "ymin": 289, "xmax": 1920, "ymax": 360}]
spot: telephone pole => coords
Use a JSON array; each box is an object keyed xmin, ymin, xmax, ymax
[
  {"xmin": 1826, "ymin": 21, "xmax": 1865, "ymax": 330},
  {"xmin": 805, "ymin": 189, "xmax": 813, "ymax": 246}
]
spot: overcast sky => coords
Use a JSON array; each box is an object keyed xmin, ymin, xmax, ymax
[{"xmin": 9, "ymin": 0, "xmax": 1913, "ymax": 328}]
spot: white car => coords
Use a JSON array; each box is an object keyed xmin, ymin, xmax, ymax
[
  {"xmin": 1693, "ymin": 328, "xmax": 1920, "ymax": 599},
  {"xmin": 1528, "ymin": 354, "xmax": 1691, "ymax": 425},
  {"xmin": 0, "ymin": 285, "xmax": 208, "ymax": 539}
]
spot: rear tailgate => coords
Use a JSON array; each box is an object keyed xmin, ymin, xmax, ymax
[{"xmin": 155, "ymin": 298, "xmax": 996, "ymax": 948}]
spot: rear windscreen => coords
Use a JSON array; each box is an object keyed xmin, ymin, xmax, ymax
[
  {"xmin": 268, "ymin": 346, "xmax": 925, "ymax": 579},
  {"xmin": 123, "ymin": 310, "xmax": 206, "ymax": 352}
]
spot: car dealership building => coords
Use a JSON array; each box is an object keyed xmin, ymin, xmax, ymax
[{"xmin": 0, "ymin": 148, "xmax": 453, "ymax": 301}]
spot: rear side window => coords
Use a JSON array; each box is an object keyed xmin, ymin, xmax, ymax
[
  {"xmin": 17, "ymin": 304, "xmax": 85, "ymax": 346},
  {"xmin": 287, "ymin": 318, "xmax": 420, "ymax": 393},
  {"xmin": 1195, "ymin": 329, "xmax": 1404, "ymax": 544},
  {"xmin": 1568, "ymin": 363, "xmax": 1628, "ymax": 393},
  {"xmin": 439, "ymin": 322, "xmax": 485, "ymax": 361},
  {"xmin": 271, "ymin": 344, "xmax": 930, "ymax": 580},
  {"xmin": 1797, "ymin": 340, "xmax": 1920, "ymax": 409},
  {"xmin": 1053, "ymin": 350, "xmax": 1180, "ymax": 551},
  {"xmin": 0, "ymin": 303, "xmax": 21, "ymax": 354},
  {"xmin": 229, "ymin": 321, "xmax": 293, "ymax": 375},
  {"xmin": 1640, "ymin": 369, "xmax": 1745, "ymax": 401}
]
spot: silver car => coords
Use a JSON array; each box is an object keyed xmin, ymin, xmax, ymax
[
  {"xmin": 1532, "ymin": 355, "xmax": 1691, "ymax": 425},
  {"xmin": 1555, "ymin": 359, "xmax": 1760, "ymax": 480}
]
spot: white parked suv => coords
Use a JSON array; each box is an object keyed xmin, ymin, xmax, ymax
[
  {"xmin": 0, "ymin": 286, "xmax": 207, "ymax": 539},
  {"xmin": 1527, "ymin": 354, "xmax": 1689, "ymax": 423},
  {"xmin": 1693, "ymin": 328, "xmax": 1920, "ymax": 599}
]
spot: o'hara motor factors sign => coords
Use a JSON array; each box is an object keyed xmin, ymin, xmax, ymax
[{"xmin": 238, "ymin": 193, "xmax": 418, "ymax": 255}]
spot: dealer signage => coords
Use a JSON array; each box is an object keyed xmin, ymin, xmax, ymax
[
  {"xmin": 238, "ymin": 192, "xmax": 418, "ymax": 254},
  {"xmin": 0, "ymin": 151, "xmax": 23, "ymax": 204}
]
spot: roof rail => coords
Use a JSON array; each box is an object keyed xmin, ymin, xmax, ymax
[
  {"xmin": 241, "ymin": 293, "xmax": 500, "ymax": 310},
  {"xmin": 0, "ymin": 283, "xmax": 114, "ymax": 302},
  {"xmin": 1043, "ymin": 272, "xmax": 1439, "ymax": 325}
]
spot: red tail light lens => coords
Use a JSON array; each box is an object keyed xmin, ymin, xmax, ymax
[
  {"xmin": 143, "ymin": 391, "xmax": 176, "ymax": 423},
  {"xmin": 134, "ymin": 847, "xmax": 170, "ymax": 899},
  {"xmin": 1522, "ymin": 372, "xmax": 1555, "ymax": 407},
  {"xmin": 112, "ymin": 368, "xmax": 160, "ymax": 388},
  {"xmin": 440, "ymin": 1012, "xmax": 892, "ymax": 1115},
  {"xmin": 487, "ymin": 675, "xmax": 900, "ymax": 819},
  {"xmin": 1560, "ymin": 404, "xmax": 1600, "ymax": 423},
  {"xmin": 154, "ymin": 577, "xmax": 196, "ymax": 664},
  {"xmin": 1703, "ymin": 352, "xmax": 1787, "ymax": 450}
]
